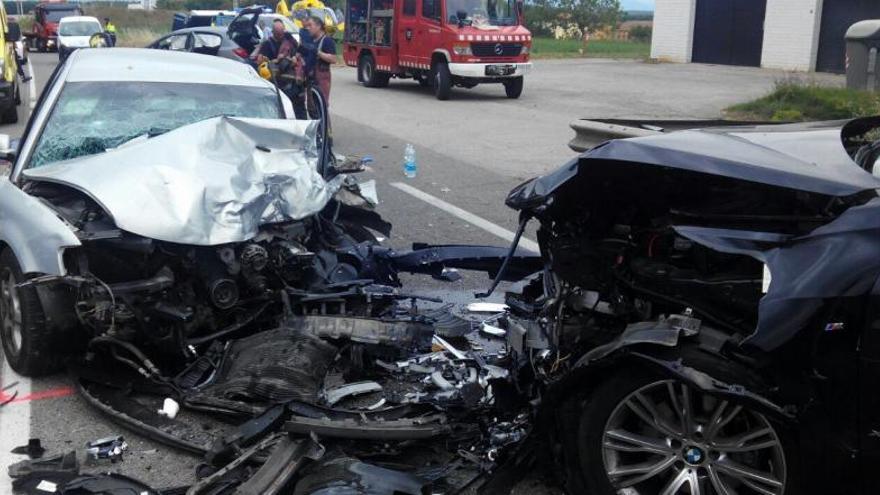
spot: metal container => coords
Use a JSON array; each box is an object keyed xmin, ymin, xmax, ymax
[{"xmin": 845, "ymin": 20, "xmax": 880, "ymax": 91}]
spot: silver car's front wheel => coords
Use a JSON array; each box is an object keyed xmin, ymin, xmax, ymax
[{"xmin": 600, "ymin": 379, "xmax": 787, "ymax": 495}]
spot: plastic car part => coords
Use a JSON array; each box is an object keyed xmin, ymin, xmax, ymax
[
  {"xmin": 8, "ymin": 451, "xmax": 80, "ymax": 490},
  {"xmin": 284, "ymin": 315, "xmax": 435, "ymax": 350},
  {"xmin": 283, "ymin": 415, "xmax": 453, "ymax": 440},
  {"xmin": 234, "ymin": 436, "xmax": 324, "ymax": 495},
  {"xmin": 184, "ymin": 328, "xmax": 338, "ymax": 417},
  {"xmin": 321, "ymin": 381, "xmax": 383, "ymax": 406},
  {"xmin": 84, "ymin": 435, "xmax": 128, "ymax": 463},
  {"xmin": 293, "ymin": 456, "xmax": 426, "ymax": 495},
  {"xmin": 205, "ymin": 405, "xmax": 288, "ymax": 467}
]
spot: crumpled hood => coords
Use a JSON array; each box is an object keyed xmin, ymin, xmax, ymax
[
  {"xmin": 507, "ymin": 120, "xmax": 880, "ymax": 211},
  {"xmin": 24, "ymin": 116, "xmax": 340, "ymax": 246}
]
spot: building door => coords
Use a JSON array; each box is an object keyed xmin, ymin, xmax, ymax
[
  {"xmin": 816, "ymin": 0, "xmax": 880, "ymax": 73},
  {"xmin": 692, "ymin": 0, "xmax": 767, "ymax": 67}
]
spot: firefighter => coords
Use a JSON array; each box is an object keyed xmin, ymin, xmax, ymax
[
  {"xmin": 301, "ymin": 14, "xmax": 336, "ymax": 108},
  {"xmin": 103, "ymin": 17, "xmax": 117, "ymax": 46},
  {"xmin": 255, "ymin": 19, "xmax": 297, "ymax": 63}
]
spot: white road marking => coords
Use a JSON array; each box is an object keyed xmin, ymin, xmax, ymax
[
  {"xmin": 390, "ymin": 181, "xmax": 540, "ymax": 253},
  {"xmin": 27, "ymin": 61, "xmax": 36, "ymax": 110},
  {"xmin": 0, "ymin": 358, "xmax": 32, "ymax": 489}
]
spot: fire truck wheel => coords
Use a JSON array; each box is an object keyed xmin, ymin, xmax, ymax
[
  {"xmin": 359, "ymin": 54, "xmax": 389, "ymax": 88},
  {"xmin": 432, "ymin": 62, "xmax": 452, "ymax": 100},
  {"xmin": 504, "ymin": 77, "xmax": 524, "ymax": 99}
]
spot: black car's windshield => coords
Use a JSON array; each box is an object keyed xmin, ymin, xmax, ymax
[
  {"xmin": 59, "ymin": 21, "xmax": 102, "ymax": 37},
  {"xmin": 29, "ymin": 82, "xmax": 282, "ymax": 168},
  {"xmin": 445, "ymin": 0, "xmax": 515, "ymax": 26}
]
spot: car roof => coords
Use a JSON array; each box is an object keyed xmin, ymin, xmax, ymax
[
  {"xmin": 59, "ymin": 16, "xmax": 101, "ymax": 24},
  {"xmin": 65, "ymin": 48, "xmax": 270, "ymax": 87},
  {"xmin": 169, "ymin": 25, "xmax": 230, "ymax": 37}
]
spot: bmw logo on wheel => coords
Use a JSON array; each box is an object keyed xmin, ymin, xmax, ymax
[{"xmin": 684, "ymin": 447, "xmax": 704, "ymax": 465}]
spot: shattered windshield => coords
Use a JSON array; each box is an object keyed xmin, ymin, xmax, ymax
[
  {"xmin": 59, "ymin": 21, "xmax": 102, "ymax": 37},
  {"xmin": 445, "ymin": 0, "xmax": 515, "ymax": 26},
  {"xmin": 28, "ymin": 82, "xmax": 282, "ymax": 168}
]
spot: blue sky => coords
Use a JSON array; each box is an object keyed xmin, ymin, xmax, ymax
[{"xmin": 621, "ymin": 0, "xmax": 654, "ymax": 10}]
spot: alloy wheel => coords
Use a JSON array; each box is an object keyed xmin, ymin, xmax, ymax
[
  {"xmin": 601, "ymin": 379, "xmax": 786, "ymax": 494},
  {"xmin": 0, "ymin": 270, "xmax": 23, "ymax": 356}
]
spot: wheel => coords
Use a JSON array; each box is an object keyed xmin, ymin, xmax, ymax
[
  {"xmin": 432, "ymin": 61, "xmax": 452, "ymax": 100},
  {"xmin": 359, "ymin": 54, "xmax": 389, "ymax": 88},
  {"xmin": 0, "ymin": 249, "xmax": 63, "ymax": 376},
  {"xmin": 567, "ymin": 370, "xmax": 793, "ymax": 495},
  {"xmin": 504, "ymin": 76, "xmax": 523, "ymax": 99}
]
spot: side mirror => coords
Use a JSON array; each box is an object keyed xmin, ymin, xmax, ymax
[{"xmin": 6, "ymin": 22, "xmax": 21, "ymax": 43}]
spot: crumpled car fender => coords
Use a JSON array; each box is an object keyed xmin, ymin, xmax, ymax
[
  {"xmin": 563, "ymin": 325, "xmax": 794, "ymax": 422},
  {"xmin": 0, "ymin": 177, "xmax": 80, "ymax": 275}
]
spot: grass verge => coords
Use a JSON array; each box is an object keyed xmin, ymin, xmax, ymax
[
  {"xmin": 726, "ymin": 81, "xmax": 880, "ymax": 121},
  {"xmin": 531, "ymin": 37, "xmax": 650, "ymax": 59},
  {"xmin": 81, "ymin": 6, "xmax": 172, "ymax": 47}
]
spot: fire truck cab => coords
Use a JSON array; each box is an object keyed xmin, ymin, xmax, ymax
[{"xmin": 342, "ymin": 0, "xmax": 531, "ymax": 100}]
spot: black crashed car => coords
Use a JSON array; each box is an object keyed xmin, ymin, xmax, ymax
[{"xmin": 499, "ymin": 116, "xmax": 880, "ymax": 495}]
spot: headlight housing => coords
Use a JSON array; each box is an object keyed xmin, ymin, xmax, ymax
[{"xmin": 452, "ymin": 44, "xmax": 472, "ymax": 56}]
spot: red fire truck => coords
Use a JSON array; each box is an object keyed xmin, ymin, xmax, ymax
[{"xmin": 342, "ymin": 0, "xmax": 531, "ymax": 100}]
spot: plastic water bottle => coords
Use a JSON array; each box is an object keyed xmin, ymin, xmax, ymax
[{"xmin": 403, "ymin": 143, "xmax": 417, "ymax": 178}]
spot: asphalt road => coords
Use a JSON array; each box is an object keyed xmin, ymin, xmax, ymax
[{"xmin": 0, "ymin": 52, "xmax": 844, "ymax": 493}]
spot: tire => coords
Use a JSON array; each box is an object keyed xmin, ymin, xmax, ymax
[
  {"xmin": 432, "ymin": 61, "xmax": 452, "ymax": 100},
  {"xmin": 504, "ymin": 76, "xmax": 524, "ymax": 99},
  {"xmin": 566, "ymin": 369, "xmax": 795, "ymax": 495},
  {"xmin": 0, "ymin": 249, "xmax": 63, "ymax": 376},
  {"xmin": 359, "ymin": 54, "xmax": 389, "ymax": 88}
]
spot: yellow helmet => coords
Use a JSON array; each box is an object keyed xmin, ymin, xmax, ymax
[{"xmin": 258, "ymin": 62, "xmax": 272, "ymax": 80}]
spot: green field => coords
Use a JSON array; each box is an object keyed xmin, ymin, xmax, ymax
[
  {"xmin": 726, "ymin": 81, "xmax": 880, "ymax": 121},
  {"xmin": 530, "ymin": 37, "xmax": 650, "ymax": 59}
]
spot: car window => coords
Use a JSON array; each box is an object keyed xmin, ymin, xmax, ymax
[
  {"xmin": 403, "ymin": 0, "xmax": 416, "ymax": 16},
  {"xmin": 28, "ymin": 82, "xmax": 282, "ymax": 168},
  {"xmin": 422, "ymin": 0, "xmax": 441, "ymax": 21},
  {"xmin": 155, "ymin": 34, "xmax": 189, "ymax": 51},
  {"xmin": 193, "ymin": 32, "xmax": 222, "ymax": 49}
]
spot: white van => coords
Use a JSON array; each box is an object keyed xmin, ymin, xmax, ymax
[{"xmin": 58, "ymin": 15, "xmax": 103, "ymax": 62}]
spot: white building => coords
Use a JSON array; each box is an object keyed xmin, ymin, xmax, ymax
[{"xmin": 651, "ymin": 0, "xmax": 880, "ymax": 73}]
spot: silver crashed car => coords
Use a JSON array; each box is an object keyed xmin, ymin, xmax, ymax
[{"xmin": 0, "ymin": 48, "xmax": 322, "ymax": 375}]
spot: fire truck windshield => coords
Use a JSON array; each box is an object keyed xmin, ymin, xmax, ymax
[{"xmin": 445, "ymin": 0, "xmax": 516, "ymax": 27}]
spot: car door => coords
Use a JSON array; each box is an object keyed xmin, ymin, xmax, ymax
[
  {"xmin": 227, "ymin": 8, "xmax": 262, "ymax": 53},
  {"xmin": 859, "ymin": 281, "xmax": 880, "ymax": 492},
  {"xmin": 397, "ymin": 0, "xmax": 419, "ymax": 66},
  {"xmin": 417, "ymin": 0, "xmax": 442, "ymax": 67}
]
